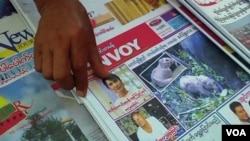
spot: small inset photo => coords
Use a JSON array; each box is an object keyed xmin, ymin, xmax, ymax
[
  {"xmin": 217, "ymin": 84, "xmax": 250, "ymax": 124},
  {"xmin": 140, "ymin": 51, "xmax": 186, "ymax": 91},
  {"xmin": 116, "ymin": 98, "xmax": 185, "ymax": 141},
  {"xmin": 89, "ymin": 65, "xmax": 153, "ymax": 119}
]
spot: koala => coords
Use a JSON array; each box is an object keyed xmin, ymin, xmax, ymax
[
  {"xmin": 151, "ymin": 57, "xmax": 175, "ymax": 88},
  {"xmin": 179, "ymin": 75, "xmax": 219, "ymax": 99}
]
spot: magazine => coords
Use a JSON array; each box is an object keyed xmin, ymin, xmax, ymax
[
  {"xmin": 0, "ymin": 0, "xmax": 34, "ymax": 88},
  {"xmin": 72, "ymin": 5, "xmax": 250, "ymax": 141},
  {"xmin": 179, "ymin": 0, "xmax": 250, "ymax": 64},
  {"xmin": 0, "ymin": 71, "xmax": 90, "ymax": 141},
  {"xmin": 167, "ymin": 0, "xmax": 250, "ymax": 73},
  {"xmin": 8, "ymin": 0, "xmax": 39, "ymax": 34},
  {"xmin": 1, "ymin": 0, "xmax": 108, "ymax": 140},
  {"xmin": 51, "ymin": 83, "xmax": 109, "ymax": 141}
]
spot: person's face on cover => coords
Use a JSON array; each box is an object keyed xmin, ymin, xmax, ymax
[
  {"xmin": 235, "ymin": 105, "xmax": 249, "ymax": 121},
  {"xmin": 105, "ymin": 79, "xmax": 125, "ymax": 94},
  {"xmin": 132, "ymin": 113, "xmax": 147, "ymax": 127}
]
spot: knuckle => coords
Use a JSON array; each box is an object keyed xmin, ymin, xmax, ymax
[
  {"xmin": 42, "ymin": 72, "xmax": 53, "ymax": 80},
  {"xmin": 53, "ymin": 72, "xmax": 66, "ymax": 82},
  {"xmin": 69, "ymin": 23, "xmax": 90, "ymax": 38},
  {"xmin": 68, "ymin": 24, "xmax": 84, "ymax": 36},
  {"xmin": 72, "ymin": 62, "xmax": 85, "ymax": 72}
]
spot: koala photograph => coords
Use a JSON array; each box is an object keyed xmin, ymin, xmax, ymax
[
  {"xmin": 150, "ymin": 57, "xmax": 175, "ymax": 88},
  {"xmin": 135, "ymin": 52, "xmax": 186, "ymax": 91},
  {"xmin": 148, "ymin": 55, "xmax": 186, "ymax": 89},
  {"xmin": 179, "ymin": 74, "xmax": 220, "ymax": 99}
]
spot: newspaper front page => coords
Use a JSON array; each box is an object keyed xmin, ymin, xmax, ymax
[
  {"xmin": 10, "ymin": 0, "xmax": 250, "ymax": 140},
  {"xmin": 78, "ymin": 4, "xmax": 250, "ymax": 141}
]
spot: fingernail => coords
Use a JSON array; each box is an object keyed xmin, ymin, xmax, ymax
[{"xmin": 77, "ymin": 89, "xmax": 87, "ymax": 97}]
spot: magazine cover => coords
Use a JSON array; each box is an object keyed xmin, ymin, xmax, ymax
[
  {"xmin": 51, "ymin": 83, "xmax": 109, "ymax": 141},
  {"xmin": 0, "ymin": 0, "xmax": 35, "ymax": 87},
  {"xmin": 9, "ymin": 0, "xmax": 40, "ymax": 34},
  {"xmin": 0, "ymin": 0, "xmax": 34, "ymax": 59},
  {"xmin": 76, "ymin": 5, "xmax": 250, "ymax": 141},
  {"xmin": 167, "ymin": 0, "xmax": 250, "ymax": 74},
  {"xmin": 0, "ymin": 72, "xmax": 88, "ymax": 141},
  {"xmin": 180, "ymin": 0, "xmax": 250, "ymax": 63}
]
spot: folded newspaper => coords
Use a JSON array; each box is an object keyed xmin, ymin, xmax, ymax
[
  {"xmin": 167, "ymin": 0, "xmax": 250, "ymax": 74},
  {"xmin": 179, "ymin": 0, "xmax": 250, "ymax": 64}
]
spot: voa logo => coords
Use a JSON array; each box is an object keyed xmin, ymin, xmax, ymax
[{"xmin": 226, "ymin": 129, "xmax": 246, "ymax": 136}]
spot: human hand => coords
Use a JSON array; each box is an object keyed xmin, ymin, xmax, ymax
[{"xmin": 34, "ymin": 0, "xmax": 109, "ymax": 97}]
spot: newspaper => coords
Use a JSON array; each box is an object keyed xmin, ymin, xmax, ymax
[
  {"xmin": 76, "ymin": 4, "xmax": 250, "ymax": 141},
  {"xmin": 10, "ymin": 0, "xmax": 168, "ymax": 43},
  {"xmin": 167, "ymin": 0, "xmax": 250, "ymax": 74},
  {"xmin": 10, "ymin": 0, "xmax": 250, "ymax": 140},
  {"xmin": 179, "ymin": 0, "xmax": 250, "ymax": 64}
]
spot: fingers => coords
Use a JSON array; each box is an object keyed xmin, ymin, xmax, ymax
[
  {"xmin": 78, "ymin": 5, "xmax": 109, "ymax": 79},
  {"xmin": 41, "ymin": 48, "xmax": 53, "ymax": 80},
  {"xmin": 87, "ymin": 25, "xmax": 109, "ymax": 78},
  {"xmin": 53, "ymin": 41, "xmax": 75, "ymax": 90},
  {"xmin": 34, "ymin": 27, "xmax": 75, "ymax": 90},
  {"xmin": 33, "ymin": 0, "xmax": 108, "ymax": 96},
  {"xmin": 88, "ymin": 40, "xmax": 109, "ymax": 78},
  {"xmin": 34, "ymin": 32, "xmax": 42, "ymax": 72},
  {"xmin": 34, "ymin": 28, "xmax": 54, "ymax": 80},
  {"xmin": 70, "ymin": 30, "xmax": 88, "ymax": 97}
]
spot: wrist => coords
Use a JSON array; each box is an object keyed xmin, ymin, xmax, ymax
[{"xmin": 33, "ymin": 0, "xmax": 48, "ymax": 13}]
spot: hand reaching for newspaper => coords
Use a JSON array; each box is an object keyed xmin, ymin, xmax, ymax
[{"xmin": 33, "ymin": 0, "xmax": 109, "ymax": 97}]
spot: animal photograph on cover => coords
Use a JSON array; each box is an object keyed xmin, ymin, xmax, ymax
[{"xmin": 133, "ymin": 31, "xmax": 250, "ymax": 128}]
